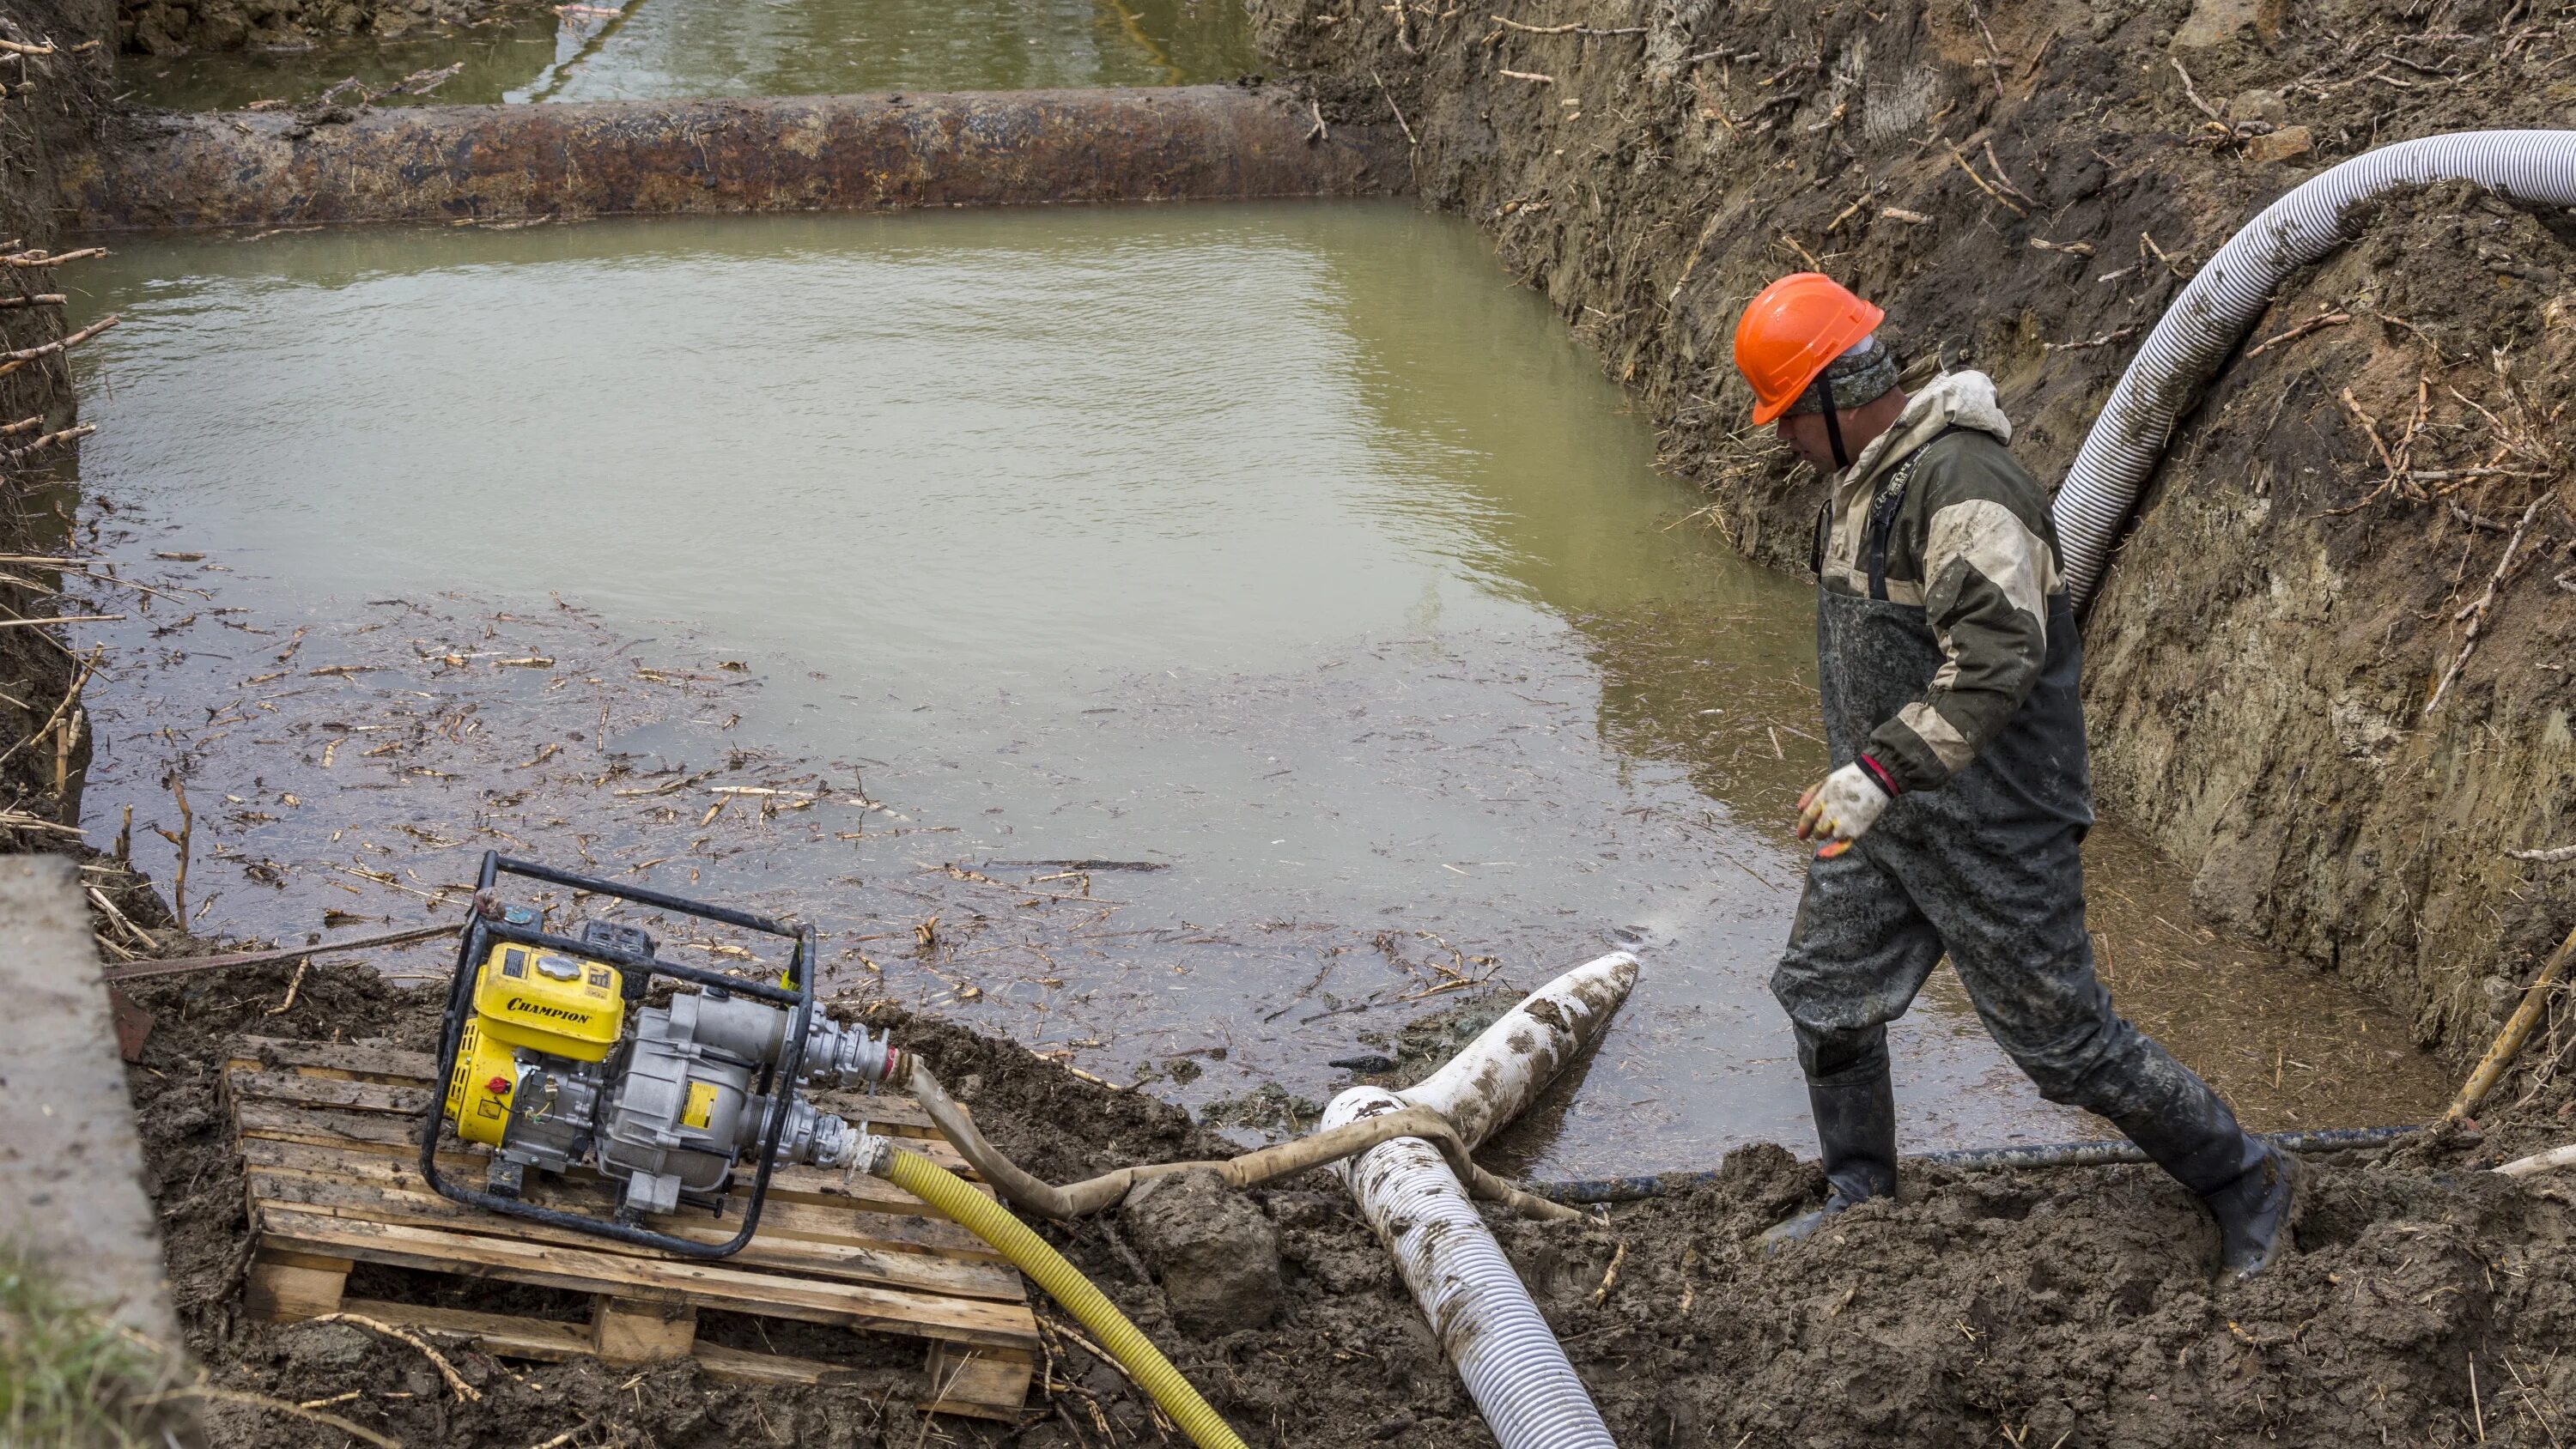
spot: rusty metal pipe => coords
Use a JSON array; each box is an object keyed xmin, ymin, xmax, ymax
[{"xmin": 62, "ymin": 88, "xmax": 1406, "ymax": 233}]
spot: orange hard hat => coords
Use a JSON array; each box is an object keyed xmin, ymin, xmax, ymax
[{"xmin": 1733, "ymin": 273, "xmax": 1885, "ymax": 426}]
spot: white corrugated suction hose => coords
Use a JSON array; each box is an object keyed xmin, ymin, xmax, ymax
[
  {"xmin": 2054, "ymin": 130, "xmax": 2576, "ymax": 610},
  {"xmin": 1322, "ymin": 950, "xmax": 1639, "ymax": 1449}
]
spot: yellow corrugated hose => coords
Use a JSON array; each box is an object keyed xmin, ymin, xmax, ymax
[{"xmin": 878, "ymin": 1146, "xmax": 1250, "ymax": 1449}]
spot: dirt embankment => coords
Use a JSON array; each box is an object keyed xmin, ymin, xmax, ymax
[
  {"xmin": 120, "ymin": 0, "xmax": 542, "ymax": 56},
  {"xmin": 114, "ymin": 962, "xmax": 2576, "ymax": 1448},
  {"xmin": 0, "ymin": 0, "xmax": 119, "ymax": 857},
  {"xmin": 1247, "ymin": 0, "xmax": 2576, "ymax": 1058}
]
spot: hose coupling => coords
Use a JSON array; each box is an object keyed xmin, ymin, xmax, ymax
[
  {"xmin": 801, "ymin": 1018, "xmax": 902, "ymax": 1088},
  {"xmin": 841, "ymin": 1127, "xmax": 895, "ymax": 1179}
]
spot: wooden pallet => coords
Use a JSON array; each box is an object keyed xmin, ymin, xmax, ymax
[{"xmin": 223, "ymin": 1037, "xmax": 1038, "ymax": 1421}]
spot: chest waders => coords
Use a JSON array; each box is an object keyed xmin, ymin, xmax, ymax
[{"xmin": 1766, "ymin": 433, "xmax": 2298, "ymax": 1278}]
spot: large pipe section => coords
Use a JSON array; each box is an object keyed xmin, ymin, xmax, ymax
[
  {"xmin": 2053, "ymin": 130, "xmax": 2576, "ymax": 611},
  {"xmin": 1323, "ymin": 950, "xmax": 1638, "ymax": 1449},
  {"xmin": 60, "ymin": 88, "xmax": 1406, "ymax": 232}
]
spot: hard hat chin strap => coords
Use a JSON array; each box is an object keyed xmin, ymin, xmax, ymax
[{"xmin": 1809, "ymin": 374, "xmax": 1850, "ymax": 470}]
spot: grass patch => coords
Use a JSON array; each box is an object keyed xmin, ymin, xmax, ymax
[{"xmin": 0, "ymin": 1242, "xmax": 182, "ymax": 1448}]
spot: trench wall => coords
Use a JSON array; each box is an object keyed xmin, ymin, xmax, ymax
[
  {"xmin": 121, "ymin": 0, "xmax": 542, "ymax": 55},
  {"xmin": 1249, "ymin": 0, "xmax": 2576, "ymax": 1052},
  {"xmin": 0, "ymin": 0, "xmax": 115, "ymax": 856}
]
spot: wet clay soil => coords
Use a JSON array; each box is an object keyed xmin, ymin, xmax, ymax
[{"xmin": 126, "ymin": 963, "xmax": 2576, "ymax": 1449}]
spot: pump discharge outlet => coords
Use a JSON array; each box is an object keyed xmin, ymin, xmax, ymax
[{"xmin": 424, "ymin": 852, "xmax": 904, "ymax": 1256}]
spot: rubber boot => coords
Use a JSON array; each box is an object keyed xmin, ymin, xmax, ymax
[
  {"xmin": 1763, "ymin": 1064, "xmax": 1899, "ymax": 1249},
  {"xmin": 2109, "ymin": 1087, "xmax": 2299, "ymax": 1281},
  {"xmin": 2202, "ymin": 1145, "xmax": 2300, "ymax": 1282}
]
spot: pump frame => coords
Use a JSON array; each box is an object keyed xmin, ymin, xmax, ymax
[{"xmin": 418, "ymin": 851, "xmax": 818, "ymax": 1258}]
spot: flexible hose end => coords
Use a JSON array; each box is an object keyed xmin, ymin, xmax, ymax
[{"xmin": 845, "ymin": 1127, "xmax": 894, "ymax": 1179}]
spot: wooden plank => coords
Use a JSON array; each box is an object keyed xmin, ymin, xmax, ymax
[
  {"xmin": 242, "ymin": 1155, "xmax": 1024, "ymax": 1297},
  {"xmin": 245, "ymin": 1253, "xmax": 349, "ymax": 1321},
  {"xmin": 691, "ymin": 1339, "xmax": 866, "ymax": 1387},
  {"xmin": 232, "ymin": 1037, "xmax": 449, "ymax": 1085},
  {"xmin": 255, "ymin": 1210, "xmax": 1039, "ymax": 1350},
  {"xmin": 592, "ymin": 1296, "xmax": 696, "ymax": 1365},
  {"xmin": 337, "ymin": 1298, "xmax": 589, "ymax": 1361},
  {"xmin": 239, "ymin": 1134, "xmax": 1005, "ymax": 1260},
  {"xmin": 226, "ymin": 1066, "xmax": 975, "ymax": 1172},
  {"xmin": 237, "ymin": 1133, "xmax": 1006, "ymax": 1264},
  {"xmin": 232, "ymin": 1104, "xmax": 997, "ymax": 1237},
  {"xmin": 338, "ymin": 1300, "xmax": 921, "ymax": 1397},
  {"xmin": 925, "ymin": 1342, "xmax": 1036, "ymax": 1422}
]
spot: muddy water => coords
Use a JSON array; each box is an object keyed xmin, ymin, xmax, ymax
[
  {"xmin": 62, "ymin": 202, "xmax": 2449, "ymax": 1176},
  {"xmin": 129, "ymin": 0, "xmax": 1258, "ymax": 111}
]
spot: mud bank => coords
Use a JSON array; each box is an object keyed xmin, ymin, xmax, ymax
[
  {"xmin": 0, "ymin": 0, "xmax": 118, "ymax": 855},
  {"xmin": 1249, "ymin": 0, "xmax": 2576, "ymax": 1056},
  {"xmin": 68, "ymin": 87, "xmax": 1406, "ymax": 229},
  {"xmin": 121, "ymin": 0, "xmax": 540, "ymax": 56},
  {"xmin": 112, "ymin": 958, "xmax": 2576, "ymax": 1448}
]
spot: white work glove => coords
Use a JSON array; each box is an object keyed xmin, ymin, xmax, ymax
[{"xmin": 1796, "ymin": 761, "xmax": 1893, "ymax": 859}]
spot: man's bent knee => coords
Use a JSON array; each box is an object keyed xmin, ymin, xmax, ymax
[
  {"xmin": 2004, "ymin": 1010, "xmax": 2147, "ymax": 1111},
  {"xmin": 1795, "ymin": 1022, "xmax": 1890, "ymax": 1087}
]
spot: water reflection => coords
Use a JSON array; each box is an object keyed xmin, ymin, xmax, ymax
[{"xmin": 128, "ymin": 0, "xmax": 1259, "ymax": 112}]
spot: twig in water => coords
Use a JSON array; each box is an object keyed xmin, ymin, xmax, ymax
[{"xmin": 156, "ymin": 775, "xmax": 193, "ymax": 920}]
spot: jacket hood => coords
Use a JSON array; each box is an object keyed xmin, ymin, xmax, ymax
[{"xmin": 1841, "ymin": 369, "xmax": 2013, "ymax": 494}]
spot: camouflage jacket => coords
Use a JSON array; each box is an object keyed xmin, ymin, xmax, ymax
[{"xmin": 1814, "ymin": 371, "xmax": 2069, "ymax": 795}]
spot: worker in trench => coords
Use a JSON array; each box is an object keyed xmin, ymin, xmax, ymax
[{"xmin": 1732, "ymin": 273, "xmax": 2296, "ymax": 1280}]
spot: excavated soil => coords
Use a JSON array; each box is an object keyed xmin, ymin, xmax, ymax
[
  {"xmin": 0, "ymin": 0, "xmax": 117, "ymax": 857},
  {"xmin": 119, "ymin": 0, "xmax": 544, "ymax": 56},
  {"xmin": 1249, "ymin": 0, "xmax": 2576, "ymax": 1060},
  {"xmin": 118, "ymin": 957, "xmax": 2576, "ymax": 1448}
]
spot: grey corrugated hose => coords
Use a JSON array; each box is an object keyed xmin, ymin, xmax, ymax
[
  {"xmin": 1323, "ymin": 952, "xmax": 1640, "ymax": 1449},
  {"xmin": 2054, "ymin": 130, "xmax": 2576, "ymax": 610}
]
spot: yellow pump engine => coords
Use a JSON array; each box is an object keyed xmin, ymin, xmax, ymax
[{"xmin": 424, "ymin": 853, "xmax": 903, "ymax": 1257}]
